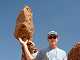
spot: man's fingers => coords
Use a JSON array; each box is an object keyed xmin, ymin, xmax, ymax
[
  {"xmin": 18, "ymin": 38, "xmax": 35, "ymax": 46},
  {"xmin": 18, "ymin": 38, "xmax": 24, "ymax": 44},
  {"xmin": 25, "ymin": 40, "xmax": 28, "ymax": 44},
  {"xmin": 18, "ymin": 38, "xmax": 28, "ymax": 45}
]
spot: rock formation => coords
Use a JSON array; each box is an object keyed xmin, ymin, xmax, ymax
[
  {"xmin": 68, "ymin": 42, "xmax": 80, "ymax": 60},
  {"xmin": 14, "ymin": 6, "xmax": 37, "ymax": 60}
]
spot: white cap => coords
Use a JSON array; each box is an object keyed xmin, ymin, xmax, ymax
[{"xmin": 48, "ymin": 31, "xmax": 58, "ymax": 35}]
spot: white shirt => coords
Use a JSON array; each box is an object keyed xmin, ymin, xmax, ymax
[
  {"xmin": 45, "ymin": 47, "xmax": 67, "ymax": 60},
  {"xmin": 33, "ymin": 47, "xmax": 67, "ymax": 60}
]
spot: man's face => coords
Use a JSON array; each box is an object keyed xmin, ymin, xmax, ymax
[{"xmin": 48, "ymin": 34, "xmax": 58, "ymax": 48}]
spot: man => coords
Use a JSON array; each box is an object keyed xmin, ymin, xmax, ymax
[{"xmin": 19, "ymin": 31, "xmax": 67, "ymax": 60}]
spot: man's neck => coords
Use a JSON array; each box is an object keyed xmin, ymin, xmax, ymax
[{"xmin": 50, "ymin": 45, "xmax": 57, "ymax": 49}]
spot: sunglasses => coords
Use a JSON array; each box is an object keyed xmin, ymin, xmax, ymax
[{"xmin": 48, "ymin": 34, "xmax": 58, "ymax": 39}]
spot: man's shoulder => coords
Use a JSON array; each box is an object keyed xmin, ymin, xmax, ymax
[
  {"xmin": 57, "ymin": 48, "xmax": 66, "ymax": 54},
  {"xmin": 39, "ymin": 47, "xmax": 49, "ymax": 53},
  {"xmin": 33, "ymin": 48, "xmax": 48, "ymax": 60}
]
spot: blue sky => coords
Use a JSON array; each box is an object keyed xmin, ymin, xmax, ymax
[{"xmin": 0, "ymin": 0, "xmax": 80, "ymax": 60}]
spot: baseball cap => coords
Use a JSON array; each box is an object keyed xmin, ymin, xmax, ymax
[{"xmin": 48, "ymin": 31, "xmax": 58, "ymax": 35}]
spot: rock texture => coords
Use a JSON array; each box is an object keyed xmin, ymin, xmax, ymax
[
  {"xmin": 68, "ymin": 42, "xmax": 80, "ymax": 60},
  {"xmin": 14, "ymin": 6, "xmax": 37, "ymax": 60}
]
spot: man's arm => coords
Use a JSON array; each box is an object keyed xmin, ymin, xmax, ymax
[{"xmin": 18, "ymin": 38, "xmax": 34, "ymax": 60}]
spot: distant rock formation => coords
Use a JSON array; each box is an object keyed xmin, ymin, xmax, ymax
[
  {"xmin": 68, "ymin": 42, "xmax": 80, "ymax": 60},
  {"xmin": 14, "ymin": 6, "xmax": 37, "ymax": 60}
]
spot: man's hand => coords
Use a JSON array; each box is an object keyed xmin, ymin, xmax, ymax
[
  {"xmin": 18, "ymin": 38, "xmax": 28, "ymax": 46},
  {"xmin": 18, "ymin": 38, "xmax": 35, "ymax": 47},
  {"xmin": 18, "ymin": 38, "xmax": 35, "ymax": 60}
]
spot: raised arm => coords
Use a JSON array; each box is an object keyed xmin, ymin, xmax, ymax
[{"xmin": 18, "ymin": 38, "xmax": 34, "ymax": 60}]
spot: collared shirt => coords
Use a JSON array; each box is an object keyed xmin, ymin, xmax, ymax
[{"xmin": 32, "ymin": 47, "xmax": 67, "ymax": 60}]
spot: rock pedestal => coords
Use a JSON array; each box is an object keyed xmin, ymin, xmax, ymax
[{"xmin": 14, "ymin": 6, "xmax": 37, "ymax": 60}]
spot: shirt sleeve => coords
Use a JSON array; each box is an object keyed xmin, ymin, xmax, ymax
[
  {"xmin": 32, "ymin": 49, "xmax": 47, "ymax": 60},
  {"xmin": 63, "ymin": 52, "xmax": 67, "ymax": 60},
  {"xmin": 34, "ymin": 50, "xmax": 44, "ymax": 60}
]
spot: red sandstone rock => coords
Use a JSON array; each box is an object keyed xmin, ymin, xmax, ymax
[{"xmin": 68, "ymin": 42, "xmax": 80, "ymax": 60}]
